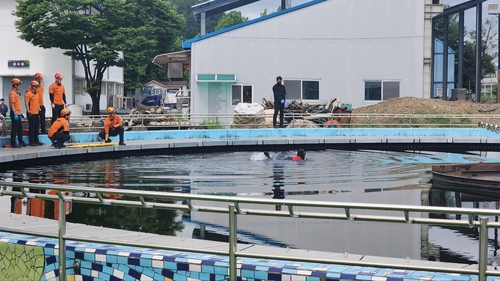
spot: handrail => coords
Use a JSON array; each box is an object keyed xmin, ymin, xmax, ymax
[
  {"xmin": 0, "ymin": 181, "xmax": 498, "ymax": 281},
  {"xmin": 59, "ymin": 113, "xmax": 500, "ymax": 132}
]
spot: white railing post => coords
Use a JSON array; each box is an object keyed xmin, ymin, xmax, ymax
[
  {"xmin": 478, "ymin": 217, "xmax": 489, "ymax": 281},
  {"xmin": 229, "ymin": 204, "xmax": 237, "ymax": 281},
  {"xmin": 58, "ymin": 191, "xmax": 67, "ymax": 281}
]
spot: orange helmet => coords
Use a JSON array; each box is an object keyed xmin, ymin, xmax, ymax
[
  {"xmin": 54, "ymin": 72, "xmax": 63, "ymax": 79},
  {"xmin": 34, "ymin": 72, "xmax": 43, "ymax": 79},
  {"xmin": 30, "ymin": 80, "xmax": 39, "ymax": 87},
  {"xmin": 11, "ymin": 78, "xmax": 21, "ymax": 85},
  {"xmin": 107, "ymin": 107, "xmax": 115, "ymax": 114},
  {"xmin": 60, "ymin": 109, "xmax": 71, "ymax": 117}
]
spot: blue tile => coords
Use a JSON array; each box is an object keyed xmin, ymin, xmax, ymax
[
  {"xmin": 128, "ymin": 258, "xmax": 140, "ymax": 265},
  {"xmin": 142, "ymin": 268, "xmax": 155, "ymax": 279},
  {"xmin": 128, "ymin": 268, "xmax": 142, "ymax": 279},
  {"xmin": 268, "ymin": 273, "xmax": 281, "ymax": 281},
  {"xmin": 164, "ymin": 261, "xmax": 177, "ymax": 270},
  {"xmin": 117, "ymin": 257, "xmax": 128, "ymax": 264},
  {"xmin": 311, "ymin": 271, "xmax": 327, "ymax": 277},
  {"xmin": 177, "ymin": 263, "xmax": 189, "ymax": 271},
  {"xmin": 83, "ymin": 253, "xmax": 95, "ymax": 261},
  {"xmin": 45, "ymin": 248, "xmax": 54, "ymax": 256},
  {"xmin": 161, "ymin": 269, "xmax": 174, "ymax": 278},
  {"xmin": 98, "ymin": 271, "xmax": 110, "ymax": 280},
  {"xmin": 103, "ymin": 265, "xmax": 114, "ymax": 275},
  {"xmin": 140, "ymin": 259, "xmax": 152, "ymax": 267},
  {"xmin": 45, "ymin": 263, "xmax": 56, "ymax": 272},
  {"xmin": 214, "ymin": 267, "xmax": 227, "ymax": 275},
  {"xmin": 66, "ymin": 251, "xmax": 75, "ymax": 259},
  {"xmin": 241, "ymin": 269, "xmax": 254, "ymax": 278},
  {"xmin": 80, "ymin": 268, "xmax": 91, "ymax": 276},
  {"xmin": 255, "ymin": 266, "xmax": 269, "ymax": 271},
  {"xmin": 202, "ymin": 260, "xmax": 216, "ymax": 266},
  {"xmin": 46, "ymin": 256, "xmax": 57, "ymax": 265},
  {"xmin": 107, "ymin": 255, "xmax": 118, "ymax": 264},
  {"xmin": 92, "ymin": 262, "xmax": 103, "ymax": 272},
  {"xmin": 305, "ymin": 277, "xmax": 321, "ymax": 281},
  {"xmin": 340, "ymin": 273, "xmax": 356, "ymax": 279},
  {"xmin": 282, "ymin": 268, "xmax": 298, "ymax": 275},
  {"xmin": 355, "ymin": 274, "xmax": 373, "ymax": 280},
  {"xmin": 173, "ymin": 273, "xmax": 187, "ymax": 281},
  {"xmin": 255, "ymin": 271, "xmax": 268, "ymax": 280},
  {"xmin": 202, "ymin": 265, "xmax": 215, "ymax": 273},
  {"xmin": 200, "ymin": 273, "xmax": 211, "ymax": 280}
]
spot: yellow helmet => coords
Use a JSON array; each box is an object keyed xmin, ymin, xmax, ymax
[
  {"xmin": 107, "ymin": 107, "xmax": 115, "ymax": 114},
  {"xmin": 11, "ymin": 78, "xmax": 21, "ymax": 85},
  {"xmin": 60, "ymin": 109, "xmax": 71, "ymax": 117},
  {"xmin": 30, "ymin": 80, "xmax": 39, "ymax": 87}
]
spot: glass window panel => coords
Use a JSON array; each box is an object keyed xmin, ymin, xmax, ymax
[
  {"xmin": 302, "ymin": 81, "xmax": 319, "ymax": 100},
  {"xmin": 197, "ymin": 74, "xmax": 216, "ymax": 81},
  {"xmin": 231, "ymin": 85, "xmax": 242, "ymax": 105},
  {"xmin": 365, "ymin": 81, "xmax": 381, "ymax": 100},
  {"xmin": 283, "ymin": 80, "xmax": 301, "ymax": 100},
  {"xmin": 383, "ymin": 81, "xmax": 400, "ymax": 100}
]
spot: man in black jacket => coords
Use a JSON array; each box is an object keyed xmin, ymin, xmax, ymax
[{"xmin": 272, "ymin": 76, "xmax": 286, "ymax": 128}]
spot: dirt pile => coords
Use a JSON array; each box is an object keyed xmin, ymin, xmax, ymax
[{"xmin": 350, "ymin": 97, "xmax": 500, "ymax": 126}]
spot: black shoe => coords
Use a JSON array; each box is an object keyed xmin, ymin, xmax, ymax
[
  {"xmin": 57, "ymin": 144, "xmax": 66, "ymax": 148},
  {"xmin": 19, "ymin": 142, "xmax": 27, "ymax": 147},
  {"xmin": 11, "ymin": 144, "xmax": 21, "ymax": 148},
  {"xmin": 119, "ymin": 142, "xmax": 126, "ymax": 146},
  {"xmin": 29, "ymin": 142, "xmax": 37, "ymax": 147},
  {"xmin": 36, "ymin": 141, "xmax": 44, "ymax": 146},
  {"xmin": 105, "ymin": 139, "xmax": 112, "ymax": 143}
]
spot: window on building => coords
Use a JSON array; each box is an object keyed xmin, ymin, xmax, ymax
[
  {"xmin": 283, "ymin": 80, "xmax": 319, "ymax": 100},
  {"xmin": 231, "ymin": 85, "xmax": 253, "ymax": 105},
  {"xmin": 364, "ymin": 81, "xmax": 400, "ymax": 101},
  {"xmin": 74, "ymin": 78, "xmax": 86, "ymax": 96}
]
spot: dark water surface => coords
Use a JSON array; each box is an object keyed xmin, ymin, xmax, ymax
[{"xmin": 2, "ymin": 149, "xmax": 500, "ymax": 265}]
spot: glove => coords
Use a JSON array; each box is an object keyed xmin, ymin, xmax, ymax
[
  {"xmin": 280, "ymin": 99, "xmax": 285, "ymax": 104},
  {"xmin": 13, "ymin": 114, "xmax": 19, "ymax": 121},
  {"xmin": 105, "ymin": 139, "xmax": 112, "ymax": 143}
]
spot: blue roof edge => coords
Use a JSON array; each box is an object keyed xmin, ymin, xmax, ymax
[{"xmin": 182, "ymin": 0, "xmax": 326, "ymax": 49}]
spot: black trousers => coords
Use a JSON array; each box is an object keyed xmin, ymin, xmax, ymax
[
  {"xmin": 51, "ymin": 104, "xmax": 65, "ymax": 124},
  {"xmin": 99, "ymin": 126, "xmax": 124, "ymax": 142},
  {"xmin": 9, "ymin": 111, "xmax": 23, "ymax": 145},
  {"xmin": 273, "ymin": 103, "xmax": 285, "ymax": 128},
  {"xmin": 28, "ymin": 113, "xmax": 40, "ymax": 143},
  {"xmin": 39, "ymin": 106, "xmax": 46, "ymax": 133},
  {"xmin": 52, "ymin": 133, "xmax": 70, "ymax": 147}
]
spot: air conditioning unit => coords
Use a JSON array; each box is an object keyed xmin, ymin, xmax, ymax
[{"xmin": 84, "ymin": 104, "xmax": 92, "ymax": 111}]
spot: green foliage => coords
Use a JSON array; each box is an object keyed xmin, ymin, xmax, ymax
[
  {"xmin": 215, "ymin": 10, "xmax": 248, "ymax": 31},
  {"xmin": 121, "ymin": 0, "xmax": 185, "ymax": 90},
  {"xmin": 201, "ymin": 119, "xmax": 223, "ymax": 129}
]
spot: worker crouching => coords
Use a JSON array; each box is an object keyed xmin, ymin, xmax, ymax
[
  {"xmin": 48, "ymin": 109, "xmax": 71, "ymax": 149},
  {"xmin": 99, "ymin": 107, "xmax": 126, "ymax": 145}
]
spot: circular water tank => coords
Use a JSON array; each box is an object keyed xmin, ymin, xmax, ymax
[{"xmin": 68, "ymin": 104, "xmax": 83, "ymax": 116}]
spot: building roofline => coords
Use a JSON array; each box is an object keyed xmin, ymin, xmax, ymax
[{"xmin": 182, "ymin": 0, "xmax": 326, "ymax": 49}]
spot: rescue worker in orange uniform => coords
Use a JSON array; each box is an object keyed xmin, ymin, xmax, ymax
[
  {"xmin": 9, "ymin": 78, "xmax": 26, "ymax": 148},
  {"xmin": 49, "ymin": 72, "xmax": 67, "ymax": 124},
  {"xmin": 24, "ymin": 80, "xmax": 43, "ymax": 146},
  {"xmin": 48, "ymin": 108, "xmax": 71, "ymax": 149},
  {"xmin": 34, "ymin": 72, "xmax": 47, "ymax": 134},
  {"xmin": 99, "ymin": 107, "xmax": 126, "ymax": 145}
]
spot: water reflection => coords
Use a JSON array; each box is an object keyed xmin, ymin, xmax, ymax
[
  {"xmin": 428, "ymin": 187, "xmax": 500, "ymax": 265},
  {"xmin": 272, "ymin": 163, "xmax": 285, "ymax": 211},
  {"xmin": 3, "ymin": 150, "xmax": 500, "ymax": 264}
]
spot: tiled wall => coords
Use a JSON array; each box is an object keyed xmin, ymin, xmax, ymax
[{"xmin": 0, "ymin": 231, "xmax": 483, "ymax": 281}]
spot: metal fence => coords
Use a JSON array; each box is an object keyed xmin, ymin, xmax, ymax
[
  {"xmin": 64, "ymin": 113, "xmax": 500, "ymax": 132},
  {"xmin": 1, "ymin": 182, "xmax": 500, "ymax": 281}
]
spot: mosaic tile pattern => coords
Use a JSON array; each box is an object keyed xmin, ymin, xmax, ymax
[
  {"xmin": 0, "ymin": 231, "xmax": 494, "ymax": 281},
  {"xmin": 0, "ymin": 241, "xmax": 44, "ymax": 280}
]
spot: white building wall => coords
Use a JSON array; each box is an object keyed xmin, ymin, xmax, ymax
[
  {"xmin": 190, "ymin": 0, "xmax": 425, "ymax": 114},
  {"xmin": 0, "ymin": 0, "xmax": 72, "ymax": 117}
]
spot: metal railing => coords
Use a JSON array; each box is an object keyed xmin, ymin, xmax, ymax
[
  {"xmin": 62, "ymin": 113, "xmax": 500, "ymax": 132},
  {"xmin": 1, "ymin": 182, "xmax": 500, "ymax": 281}
]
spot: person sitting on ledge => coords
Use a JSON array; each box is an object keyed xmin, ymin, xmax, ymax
[{"xmin": 99, "ymin": 107, "xmax": 126, "ymax": 145}]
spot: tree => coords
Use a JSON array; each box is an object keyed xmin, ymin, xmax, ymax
[
  {"xmin": 14, "ymin": 0, "xmax": 183, "ymax": 114},
  {"xmin": 215, "ymin": 10, "xmax": 248, "ymax": 31},
  {"xmin": 121, "ymin": 0, "xmax": 184, "ymax": 91}
]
